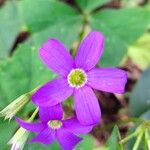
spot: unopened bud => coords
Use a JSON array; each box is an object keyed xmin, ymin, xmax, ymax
[
  {"xmin": 0, "ymin": 93, "xmax": 31, "ymax": 120},
  {"xmin": 8, "ymin": 108, "xmax": 38, "ymax": 150},
  {"xmin": 0, "ymin": 86, "xmax": 39, "ymax": 121},
  {"xmin": 8, "ymin": 127, "xmax": 29, "ymax": 150}
]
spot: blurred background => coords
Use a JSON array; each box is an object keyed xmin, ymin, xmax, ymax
[{"xmin": 0, "ymin": 0, "xmax": 150, "ymax": 149}]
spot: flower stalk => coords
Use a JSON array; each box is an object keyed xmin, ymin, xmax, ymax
[{"xmin": 72, "ymin": 13, "xmax": 91, "ymax": 57}]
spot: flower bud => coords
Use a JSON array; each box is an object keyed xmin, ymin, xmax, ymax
[
  {"xmin": 8, "ymin": 127, "xmax": 29, "ymax": 150},
  {"xmin": 0, "ymin": 93, "xmax": 31, "ymax": 120},
  {"xmin": 8, "ymin": 108, "xmax": 38, "ymax": 150},
  {"xmin": 0, "ymin": 87, "xmax": 38, "ymax": 120}
]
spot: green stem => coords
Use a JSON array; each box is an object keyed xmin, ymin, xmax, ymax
[
  {"xmin": 28, "ymin": 107, "xmax": 39, "ymax": 122},
  {"xmin": 145, "ymin": 129, "xmax": 150, "ymax": 149},
  {"xmin": 133, "ymin": 132, "xmax": 144, "ymax": 150},
  {"xmin": 120, "ymin": 132, "xmax": 138, "ymax": 144},
  {"xmin": 72, "ymin": 13, "xmax": 90, "ymax": 57}
]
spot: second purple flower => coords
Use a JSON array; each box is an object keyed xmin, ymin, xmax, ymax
[{"xmin": 16, "ymin": 104, "xmax": 93, "ymax": 150}]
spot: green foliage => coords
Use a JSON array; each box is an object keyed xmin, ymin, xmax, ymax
[
  {"xmin": 0, "ymin": 43, "xmax": 54, "ymax": 110},
  {"xmin": 106, "ymin": 126, "xmax": 123, "ymax": 150},
  {"xmin": 90, "ymin": 7, "xmax": 150, "ymax": 66},
  {"xmin": 0, "ymin": 0, "xmax": 150, "ymax": 149},
  {"xmin": 0, "ymin": 120, "xmax": 17, "ymax": 150},
  {"xmin": 128, "ymin": 33, "xmax": 150, "ymax": 69},
  {"xmin": 20, "ymin": 0, "xmax": 82, "ymax": 49},
  {"xmin": 1, "ymin": 0, "xmax": 150, "ymax": 66},
  {"xmin": 20, "ymin": 0, "xmax": 81, "ymax": 32},
  {"xmin": 75, "ymin": 135, "xmax": 95, "ymax": 150},
  {"xmin": 75, "ymin": 0, "xmax": 110, "ymax": 13},
  {"xmin": 122, "ymin": 120, "xmax": 150, "ymax": 150},
  {"xmin": 0, "ymin": 0, "xmax": 22, "ymax": 59},
  {"xmin": 0, "ymin": 43, "xmax": 50, "ymax": 150},
  {"xmin": 76, "ymin": 4, "xmax": 150, "ymax": 67},
  {"xmin": 129, "ymin": 67, "xmax": 150, "ymax": 117}
]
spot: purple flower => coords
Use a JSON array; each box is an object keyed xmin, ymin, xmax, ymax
[
  {"xmin": 16, "ymin": 104, "xmax": 93, "ymax": 150},
  {"xmin": 32, "ymin": 31, "xmax": 127, "ymax": 125}
]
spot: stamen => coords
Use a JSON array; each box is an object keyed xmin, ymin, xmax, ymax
[
  {"xmin": 48, "ymin": 120, "xmax": 62, "ymax": 129},
  {"xmin": 67, "ymin": 68, "xmax": 87, "ymax": 88}
]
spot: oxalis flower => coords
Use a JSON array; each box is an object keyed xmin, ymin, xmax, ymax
[
  {"xmin": 16, "ymin": 104, "xmax": 93, "ymax": 150},
  {"xmin": 32, "ymin": 31, "xmax": 127, "ymax": 125}
]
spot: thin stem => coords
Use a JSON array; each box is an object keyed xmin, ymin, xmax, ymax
[
  {"xmin": 72, "ymin": 13, "xmax": 91, "ymax": 57},
  {"xmin": 28, "ymin": 107, "xmax": 39, "ymax": 122},
  {"xmin": 133, "ymin": 132, "xmax": 144, "ymax": 150},
  {"xmin": 120, "ymin": 132, "xmax": 137, "ymax": 144},
  {"xmin": 145, "ymin": 129, "xmax": 150, "ymax": 149}
]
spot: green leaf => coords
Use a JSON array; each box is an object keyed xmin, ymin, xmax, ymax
[
  {"xmin": 129, "ymin": 67, "xmax": 150, "ymax": 117},
  {"xmin": 0, "ymin": 0, "xmax": 22, "ymax": 59},
  {"xmin": 128, "ymin": 33, "xmax": 150, "ymax": 69},
  {"xmin": 75, "ymin": 135, "xmax": 95, "ymax": 150},
  {"xmin": 106, "ymin": 126, "xmax": 123, "ymax": 150},
  {"xmin": 0, "ymin": 120, "xmax": 18, "ymax": 150},
  {"xmin": 20, "ymin": 0, "xmax": 81, "ymax": 32},
  {"xmin": 90, "ymin": 7, "xmax": 150, "ymax": 66},
  {"xmin": 27, "ymin": 19, "xmax": 81, "ymax": 50},
  {"xmin": 75, "ymin": 0, "xmax": 110, "ymax": 13},
  {"xmin": 127, "ymin": 122, "xmax": 149, "ymax": 150},
  {"xmin": 0, "ymin": 43, "xmax": 55, "ymax": 110},
  {"xmin": 19, "ymin": 0, "xmax": 82, "ymax": 50}
]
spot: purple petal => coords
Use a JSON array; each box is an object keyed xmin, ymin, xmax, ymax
[
  {"xmin": 87, "ymin": 68, "xmax": 127, "ymax": 94},
  {"xmin": 32, "ymin": 78, "xmax": 73, "ymax": 107},
  {"xmin": 56, "ymin": 128, "xmax": 82, "ymax": 150},
  {"xmin": 30, "ymin": 127, "xmax": 55, "ymax": 145},
  {"xmin": 63, "ymin": 117, "xmax": 94, "ymax": 135},
  {"xmin": 39, "ymin": 104, "xmax": 63, "ymax": 122},
  {"xmin": 16, "ymin": 118, "xmax": 46, "ymax": 133},
  {"xmin": 39, "ymin": 39, "xmax": 74, "ymax": 77},
  {"xmin": 74, "ymin": 86, "xmax": 101, "ymax": 125},
  {"xmin": 75, "ymin": 31, "xmax": 104, "ymax": 71}
]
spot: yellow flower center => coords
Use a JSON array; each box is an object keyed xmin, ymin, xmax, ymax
[
  {"xmin": 48, "ymin": 120, "xmax": 62, "ymax": 129},
  {"xmin": 67, "ymin": 69, "xmax": 87, "ymax": 88}
]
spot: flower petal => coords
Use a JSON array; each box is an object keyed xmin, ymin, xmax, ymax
[
  {"xmin": 30, "ymin": 127, "xmax": 55, "ymax": 145},
  {"xmin": 39, "ymin": 39, "xmax": 74, "ymax": 76},
  {"xmin": 63, "ymin": 117, "xmax": 94, "ymax": 135},
  {"xmin": 75, "ymin": 31, "xmax": 104, "ymax": 71},
  {"xmin": 32, "ymin": 78, "xmax": 73, "ymax": 107},
  {"xmin": 16, "ymin": 118, "xmax": 46, "ymax": 133},
  {"xmin": 87, "ymin": 68, "xmax": 127, "ymax": 94},
  {"xmin": 56, "ymin": 128, "xmax": 82, "ymax": 150},
  {"xmin": 74, "ymin": 86, "xmax": 101, "ymax": 125},
  {"xmin": 39, "ymin": 104, "xmax": 63, "ymax": 122}
]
